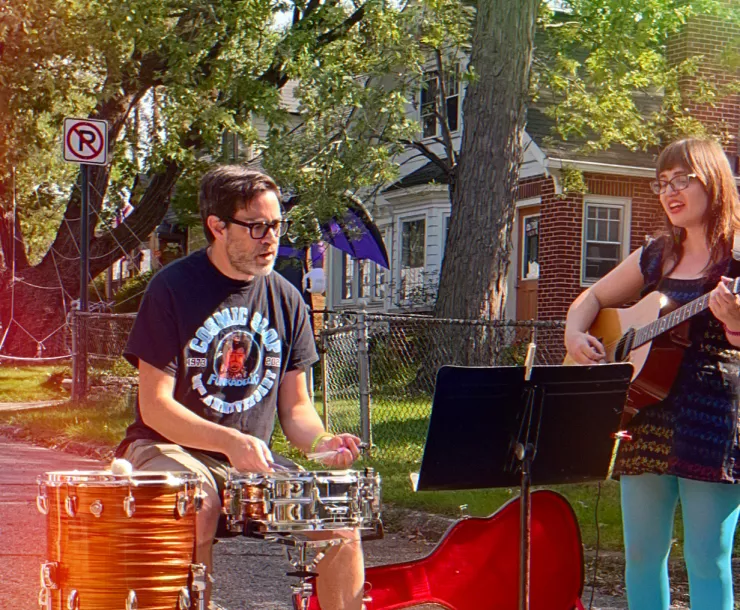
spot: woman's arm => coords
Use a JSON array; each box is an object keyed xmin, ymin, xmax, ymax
[{"xmin": 565, "ymin": 247, "xmax": 646, "ymax": 364}]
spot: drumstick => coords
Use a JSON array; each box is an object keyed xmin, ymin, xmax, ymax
[
  {"xmin": 267, "ymin": 461, "xmax": 291, "ymax": 472},
  {"xmin": 306, "ymin": 442, "xmax": 368, "ymax": 461}
]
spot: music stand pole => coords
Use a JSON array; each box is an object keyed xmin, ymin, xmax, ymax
[
  {"xmin": 517, "ymin": 334, "xmax": 538, "ymax": 610},
  {"xmin": 516, "ymin": 441, "xmax": 534, "ymax": 610},
  {"xmin": 416, "ymin": 360, "xmax": 632, "ymax": 609}
]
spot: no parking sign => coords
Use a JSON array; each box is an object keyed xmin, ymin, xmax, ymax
[{"xmin": 63, "ymin": 117, "xmax": 108, "ymax": 165}]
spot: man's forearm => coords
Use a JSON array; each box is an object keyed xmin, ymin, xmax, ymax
[
  {"xmin": 280, "ymin": 401, "xmax": 327, "ymax": 453},
  {"xmin": 140, "ymin": 394, "xmax": 240, "ymax": 454}
]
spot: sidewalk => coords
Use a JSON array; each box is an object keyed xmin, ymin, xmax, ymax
[
  {"xmin": 0, "ymin": 399, "xmax": 67, "ymax": 412},
  {"xmin": 0, "ymin": 439, "xmax": 101, "ymax": 608}
]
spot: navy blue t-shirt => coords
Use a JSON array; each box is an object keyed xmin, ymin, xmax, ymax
[{"xmin": 117, "ymin": 249, "xmax": 318, "ymax": 458}]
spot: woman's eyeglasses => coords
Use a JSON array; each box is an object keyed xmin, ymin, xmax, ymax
[
  {"xmin": 224, "ymin": 217, "xmax": 292, "ymax": 239},
  {"xmin": 649, "ymin": 173, "xmax": 698, "ymax": 195}
]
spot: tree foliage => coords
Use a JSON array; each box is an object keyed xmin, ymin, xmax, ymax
[
  {"xmin": 416, "ymin": 0, "xmax": 739, "ymax": 319},
  {"xmin": 0, "ymin": 0, "xmax": 440, "ymax": 355}
]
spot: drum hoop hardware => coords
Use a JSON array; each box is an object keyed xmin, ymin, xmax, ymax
[
  {"xmin": 65, "ymin": 484, "xmax": 77, "ymax": 518},
  {"xmin": 124, "ymin": 487, "xmax": 136, "ymax": 518},
  {"xmin": 193, "ymin": 481, "xmax": 205, "ymax": 513},
  {"xmin": 189, "ymin": 562, "xmax": 207, "ymax": 610},
  {"xmin": 36, "ymin": 482, "xmax": 49, "ymax": 515},
  {"xmin": 178, "ymin": 586, "xmax": 191, "ymax": 609},
  {"xmin": 67, "ymin": 589, "xmax": 79, "ymax": 610},
  {"xmin": 39, "ymin": 561, "xmax": 58, "ymax": 589},
  {"xmin": 38, "ymin": 587, "xmax": 52, "ymax": 610},
  {"xmin": 177, "ymin": 491, "xmax": 190, "ymax": 517}
]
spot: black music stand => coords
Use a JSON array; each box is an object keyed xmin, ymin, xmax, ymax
[{"xmin": 416, "ymin": 361, "xmax": 633, "ymax": 610}]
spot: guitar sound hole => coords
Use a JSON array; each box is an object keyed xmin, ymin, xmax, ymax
[{"xmin": 615, "ymin": 329, "xmax": 635, "ymax": 362}]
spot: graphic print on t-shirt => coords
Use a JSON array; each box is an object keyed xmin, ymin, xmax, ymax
[{"xmin": 186, "ymin": 306, "xmax": 282, "ymax": 415}]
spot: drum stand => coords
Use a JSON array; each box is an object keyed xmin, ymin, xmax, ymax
[{"xmin": 262, "ymin": 535, "xmax": 341, "ymax": 610}]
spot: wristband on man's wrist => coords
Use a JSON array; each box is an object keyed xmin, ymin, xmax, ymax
[
  {"xmin": 722, "ymin": 323, "xmax": 740, "ymax": 337},
  {"xmin": 310, "ymin": 432, "xmax": 333, "ymax": 453}
]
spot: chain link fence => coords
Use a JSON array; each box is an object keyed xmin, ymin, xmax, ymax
[
  {"xmin": 319, "ymin": 312, "xmax": 566, "ymax": 460},
  {"xmin": 69, "ymin": 310, "xmax": 566, "ymax": 464},
  {"xmin": 71, "ymin": 311, "xmax": 138, "ymax": 399}
]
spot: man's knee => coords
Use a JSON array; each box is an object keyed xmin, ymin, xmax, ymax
[{"xmin": 196, "ymin": 485, "xmax": 222, "ymax": 543}]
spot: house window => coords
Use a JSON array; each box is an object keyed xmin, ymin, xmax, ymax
[
  {"xmin": 359, "ymin": 260, "xmax": 371, "ymax": 298},
  {"xmin": 582, "ymin": 200, "xmax": 630, "ymax": 283},
  {"xmin": 400, "ymin": 218, "xmax": 426, "ymax": 299},
  {"xmin": 342, "ymin": 254, "xmax": 354, "ymax": 299},
  {"xmin": 374, "ymin": 263, "xmax": 387, "ymax": 299},
  {"xmin": 420, "ymin": 66, "xmax": 460, "ymax": 139},
  {"xmin": 521, "ymin": 215, "xmax": 540, "ymax": 280},
  {"xmin": 222, "ymin": 130, "xmax": 239, "ymax": 162}
]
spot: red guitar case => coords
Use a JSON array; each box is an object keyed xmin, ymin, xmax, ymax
[{"xmin": 295, "ymin": 489, "xmax": 585, "ymax": 610}]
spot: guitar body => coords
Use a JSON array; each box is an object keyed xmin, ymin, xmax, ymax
[
  {"xmin": 295, "ymin": 490, "xmax": 585, "ymax": 610},
  {"xmin": 564, "ymin": 291, "xmax": 691, "ymax": 420}
]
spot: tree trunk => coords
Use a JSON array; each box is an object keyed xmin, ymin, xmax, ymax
[{"xmin": 434, "ymin": 0, "xmax": 539, "ymax": 321}]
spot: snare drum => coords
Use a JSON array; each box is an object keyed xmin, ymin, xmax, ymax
[
  {"xmin": 36, "ymin": 470, "xmax": 206, "ymax": 610},
  {"xmin": 223, "ymin": 468, "xmax": 381, "ymax": 535}
]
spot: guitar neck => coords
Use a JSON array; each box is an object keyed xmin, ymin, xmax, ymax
[{"xmin": 633, "ymin": 293, "xmax": 710, "ymax": 349}]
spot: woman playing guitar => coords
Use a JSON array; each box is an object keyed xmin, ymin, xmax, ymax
[{"xmin": 565, "ymin": 138, "xmax": 740, "ymax": 610}]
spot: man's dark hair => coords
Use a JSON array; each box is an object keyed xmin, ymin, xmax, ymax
[{"xmin": 199, "ymin": 165, "xmax": 281, "ymax": 243}]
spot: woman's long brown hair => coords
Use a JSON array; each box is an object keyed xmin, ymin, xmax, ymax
[{"xmin": 656, "ymin": 138, "xmax": 740, "ymax": 274}]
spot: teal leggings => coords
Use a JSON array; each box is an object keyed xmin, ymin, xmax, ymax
[{"xmin": 621, "ymin": 474, "xmax": 740, "ymax": 610}]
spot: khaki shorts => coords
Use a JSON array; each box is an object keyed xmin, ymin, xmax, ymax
[
  {"xmin": 120, "ymin": 439, "xmax": 234, "ymax": 496},
  {"xmin": 120, "ymin": 440, "xmax": 301, "ymax": 496}
]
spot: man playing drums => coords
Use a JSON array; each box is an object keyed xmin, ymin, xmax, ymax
[{"xmin": 115, "ymin": 165, "xmax": 364, "ymax": 610}]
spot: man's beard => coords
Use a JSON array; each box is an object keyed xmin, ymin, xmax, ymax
[{"xmin": 226, "ymin": 241, "xmax": 275, "ymax": 277}]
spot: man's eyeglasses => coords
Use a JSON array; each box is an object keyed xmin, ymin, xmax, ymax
[
  {"xmin": 649, "ymin": 173, "xmax": 698, "ymax": 195},
  {"xmin": 224, "ymin": 217, "xmax": 292, "ymax": 239}
]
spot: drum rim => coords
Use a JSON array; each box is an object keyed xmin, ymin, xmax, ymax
[
  {"xmin": 38, "ymin": 470, "xmax": 202, "ymax": 486},
  {"xmin": 227, "ymin": 469, "xmax": 362, "ymax": 481}
]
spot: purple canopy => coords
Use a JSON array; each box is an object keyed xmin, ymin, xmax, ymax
[{"xmin": 323, "ymin": 207, "xmax": 389, "ymax": 269}]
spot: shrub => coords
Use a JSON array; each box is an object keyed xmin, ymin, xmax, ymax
[{"xmin": 114, "ymin": 270, "xmax": 155, "ymax": 313}]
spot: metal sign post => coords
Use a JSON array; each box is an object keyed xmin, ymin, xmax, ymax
[{"xmin": 63, "ymin": 117, "xmax": 108, "ymax": 401}]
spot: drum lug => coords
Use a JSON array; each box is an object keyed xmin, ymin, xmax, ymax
[
  {"xmin": 194, "ymin": 489, "xmax": 206, "ymax": 513},
  {"xmin": 65, "ymin": 494, "xmax": 78, "ymax": 518},
  {"xmin": 124, "ymin": 491, "xmax": 136, "ymax": 517},
  {"xmin": 190, "ymin": 563, "xmax": 207, "ymax": 610},
  {"xmin": 177, "ymin": 491, "xmax": 189, "ymax": 517},
  {"xmin": 39, "ymin": 561, "xmax": 59, "ymax": 589},
  {"xmin": 126, "ymin": 590, "xmax": 138, "ymax": 610},
  {"xmin": 36, "ymin": 483, "xmax": 49, "ymax": 515},
  {"xmin": 178, "ymin": 586, "xmax": 191, "ymax": 609},
  {"xmin": 38, "ymin": 587, "xmax": 51, "ymax": 610},
  {"xmin": 90, "ymin": 499, "xmax": 104, "ymax": 518},
  {"xmin": 67, "ymin": 589, "xmax": 79, "ymax": 610}
]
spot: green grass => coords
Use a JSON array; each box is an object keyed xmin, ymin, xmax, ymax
[
  {"xmin": 0, "ymin": 393, "xmax": 134, "ymax": 446},
  {"xmin": 318, "ymin": 394, "xmax": 688, "ymax": 552},
  {"xmin": 0, "ymin": 364, "xmax": 70, "ymax": 402},
  {"xmin": 0, "ymin": 385, "xmax": 693, "ymax": 553}
]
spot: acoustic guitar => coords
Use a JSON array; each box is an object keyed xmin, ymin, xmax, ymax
[
  {"xmin": 564, "ymin": 278, "xmax": 740, "ymax": 422},
  {"xmin": 296, "ymin": 489, "xmax": 585, "ymax": 610}
]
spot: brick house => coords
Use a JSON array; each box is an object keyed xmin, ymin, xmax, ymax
[{"xmin": 325, "ymin": 5, "xmax": 740, "ymax": 321}]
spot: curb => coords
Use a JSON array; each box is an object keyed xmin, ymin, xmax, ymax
[{"xmin": 0, "ymin": 425, "xmax": 113, "ymax": 463}]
